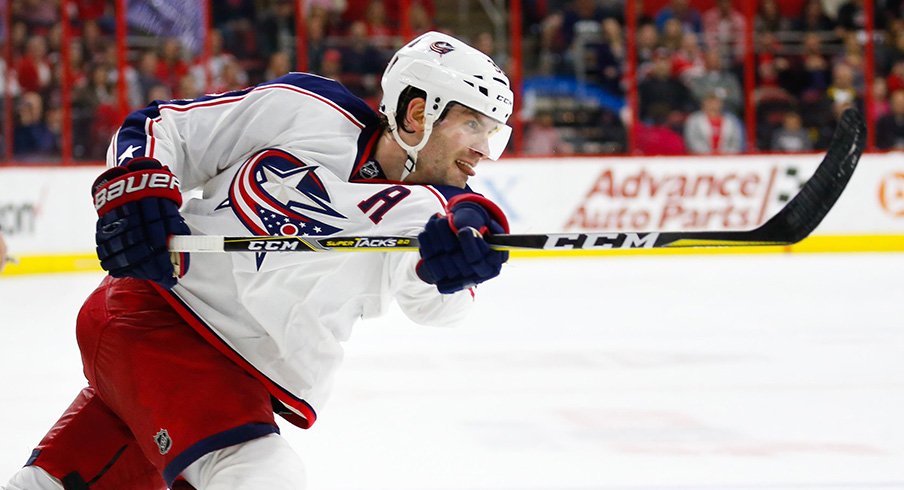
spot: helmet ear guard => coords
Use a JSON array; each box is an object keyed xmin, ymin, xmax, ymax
[{"xmin": 380, "ymin": 31, "xmax": 515, "ymax": 179}]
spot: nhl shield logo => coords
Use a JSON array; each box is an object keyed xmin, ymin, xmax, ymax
[
  {"xmin": 360, "ymin": 160, "xmax": 380, "ymax": 179},
  {"xmin": 154, "ymin": 429, "xmax": 172, "ymax": 455}
]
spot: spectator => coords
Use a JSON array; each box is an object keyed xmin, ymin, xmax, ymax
[
  {"xmin": 794, "ymin": 0, "xmax": 836, "ymax": 32},
  {"xmin": 811, "ymin": 74, "xmax": 860, "ymax": 149},
  {"xmin": 826, "ymin": 62, "xmax": 860, "ymax": 109},
  {"xmin": 146, "ymin": 83, "xmax": 172, "ymax": 104},
  {"xmin": 156, "ymin": 38, "xmax": 190, "ymax": 96},
  {"xmin": 876, "ymin": 22, "xmax": 904, "ymax": 75},
  {"xmin": 75, "ymin": 0, "xmax": 108, "ymax": 21},
  {"xmin": 340, "ymin": 21, "xmax": 388, "ymax": 98},
  {"xmin": 475, "ymin": 31, "xmax": 508, "ymax": 71},
  {"xmin": 771, "ymin": 112, "xmax": 813, "ymax": 152},
  {"xmin": 798, "ymin": 32, "xmax": 831, "ymax": 97},
  {"xmin": 45, "ymin": 105, "xmax": 63, "ymax": 151},
  {"xmin": 18, "ymin": 0, "xmax": 58, "ymax": 32},
  {"xmin": 16, "ymin": 35, "xmax": 52, "ymax": 94},
  {"xmin": 65, "ymin": 40, "xmax": 88, "ymax": 90},
  {"xmin": 264, "ymin": 51, "xmax": 292, "ymax": 81},
  {"xmin": 523, "ymin": 112, "xmax": 573, "ymax": 155},
  {"xmin": 306, "ymin": 14, "xmax": 330, "ymax": 74},
  {"xmin": 561, "ymin": 0, "xmax": 607, "ymax": 49},
  {"xmin": 655, "ymin": 0, "xmax": 702, "ymax": 34},
  {"xmin": 538, "ymin": 12, "xmax": 568, "ymax": 74},
  {"xmin": 409, "ymin": 1, "xmax": 436, "ymax": 36},
  {"xmin": 135, "ymin": 49, "xmax": 163, "ymax": 104},
  {"xmin": 887, "ymin": 58, "xmax": 904, "ymax": 93},
  {"xmin": 0, "ymin": 58, "xmax": 22, "ymax": 99},
  {"xmin": 660, "ymin": 18, "xmax": 686, "ymax": 51},
  {"xmin": 190, "ymin": 29, "xmax": 245, "ymax": 94},
  {"xmin": 306, "ymin": 0, "xmax": 347, "ymax": 29},
  {"xmin": 72, "ymin": 63, "xmax": 116, "ymax": 159},
  {"xmin": 702, "ymin": 0, "xmax": 746, "ymax": 66},
  {"xmin": 176, "ymin": 74, "xmax": 202, "ymax": 100},
  {"xmin": 10, "ymin": 20, "xmax": 27, "ymax": 56},
  {"xmin": 362, "ymin": 0, "xmax": 396, "ymax": 48},
  {"xmin": 684, "ymin": 92, "xmax": 743, "ymax": 154},
  {"xmin": 686, "ymin": 49, "xmax": 743, "ymax": 116},
  {"xmin": 836, "ymin": 0, "xmax": 865, "ymax": 33},
  {"xmin": 634, "ymin": 21, "xmax": 660, "ymax": 79},
  {"xmin": 213, "ymin": 0, "xmax": 258, "ymax": 61},
  {"xmin": 672, "ymin": 32, "xmax": 705, "ymax": 81},
  {"xmin": 756, "ymin": 33, "xmax": 796, "ymax": 96},
  {"xmin": 876, "ymin": 89, "xmax": 904, "ymax": 149},
  {"xmin": 833, "ymin": 32, "xmax": 866, "ymax": 91},
  {"xmin": 257, "ymin": 0, "xmax": 297, "ymax": 61},
  {"xmin": 210, "ymin": 59, "xmax": 248, "ymax": 94},
  {"xmin": 636, "ymin": 106, "xmax": 687, "ymax": 155},
  {"xmin": 871, "ymin": 76, "xmax": 891, "ymax": 120},
  {"xmin": 79, "ymin": 19, "xmax": 108, "ymax": 65},
  {"xmin": 638, "ymin": 48, "xmax": 694, "ymax": 123},
  {"xmin": 755, "ymin": 0, "xmax": 793, "ymax": 33},
  {"xmin": 594, "ymin": 18, "xmax": 626, "ymax": 94},
  {"xmin": 13, "ymin": 91, "xmax": 57, "ymax": 157},
  {"xmin": 320, "ymin": 48, "xmax": 344, "ymax": 81}
]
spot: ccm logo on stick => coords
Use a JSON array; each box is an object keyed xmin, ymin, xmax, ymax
[
  {"xmin": 94, "ymin": 173, "xmax": 180, "ymax": 210},
  {"xmin": 545, "ymin": 233, "xmax": 659, "ymax": 249},
  {"xmin": 247, "ymin": 240, "xmax": 300, "ymax": 251}
]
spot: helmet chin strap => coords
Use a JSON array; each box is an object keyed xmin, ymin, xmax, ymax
[{"xmin": 388, "ymin": 112, "xmax": 437, "ymax": 181}]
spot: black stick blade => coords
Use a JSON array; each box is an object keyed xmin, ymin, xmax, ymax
[
  {"xmin": 755, "ymin": 107, "xmax": 865, "ymax": 243},
  {"xmin": 656, "ymin": 108, "xmax": 866, "ymax": 248}
]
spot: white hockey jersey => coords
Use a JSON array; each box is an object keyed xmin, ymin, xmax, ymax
[{"xmin": 105, "ymin": 73, "xmax": 475, "ymax": 428}]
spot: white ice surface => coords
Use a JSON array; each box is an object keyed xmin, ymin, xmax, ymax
[{"xmin": 1, "ymin": 253, "xmax": 902, "ymax": 490}]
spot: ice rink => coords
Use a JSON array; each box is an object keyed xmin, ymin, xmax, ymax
[{"xmin": 1, "ymin": 253, "xmax": 902, "ymax": 490}]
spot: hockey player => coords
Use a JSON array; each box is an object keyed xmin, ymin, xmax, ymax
[{"xmin": 3, "ymin": 31, "xmax": 513, "ymax": 490}]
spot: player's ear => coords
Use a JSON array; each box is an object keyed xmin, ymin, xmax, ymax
[{"xmin": 403, "ymin": 97, "xmax": 426, "ymax": 132}]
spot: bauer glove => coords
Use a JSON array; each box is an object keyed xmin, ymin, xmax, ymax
[
  {"xmin": 92, "ymin": 157, "xmax": 190, "ymax": 289},
  {"xmin": 416, "ymin": 194, "xmax": 509, "ymax": 294}
]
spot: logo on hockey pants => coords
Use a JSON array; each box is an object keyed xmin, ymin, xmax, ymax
[{"xmin": 154, "ymin": 429, "xmax": 172, "ymax": 455}]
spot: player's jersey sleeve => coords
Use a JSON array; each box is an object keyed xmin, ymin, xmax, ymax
[{"xmin": 105, "ymin": 73, "xmax": 379, "ymax": 191}]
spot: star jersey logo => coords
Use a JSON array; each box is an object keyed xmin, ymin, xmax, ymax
[
  {"xmin": 227, "ymin": 149, "xmax": 345, "ymax": 267},
  {"xmin": 117, "ymin": 144, "xmax": 142, "ymax": 165}
]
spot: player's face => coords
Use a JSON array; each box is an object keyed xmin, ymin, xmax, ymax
[{"xmin": 406, "ymin": 104, "xmax": 501, "ymax": 188}]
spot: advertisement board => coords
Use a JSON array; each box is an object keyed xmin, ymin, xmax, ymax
[{"xmin": 472, "ymin": 153, "xmax": 904, "ymax": 236}]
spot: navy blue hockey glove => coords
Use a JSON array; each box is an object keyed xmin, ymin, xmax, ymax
[
  {"xmin": 92, "ymin": 157, "xmax": 190, "ymax": 289},
  {"xmin": 416, "ymin": 194, "xmax": 510, "ymax": 294}
]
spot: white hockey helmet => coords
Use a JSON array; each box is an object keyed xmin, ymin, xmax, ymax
[{"xmin": 380, "ymin": 31, "xmax": 514, "ymax": 179}]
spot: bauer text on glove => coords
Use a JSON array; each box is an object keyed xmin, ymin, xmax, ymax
[{"xmin": 92, "ymin": 157, "xmax": 190, "ymax": 289}]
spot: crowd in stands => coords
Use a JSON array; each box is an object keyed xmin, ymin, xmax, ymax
[
  {"xmin": 523, "ymin": 0, "xmax": 904, "ymax": 154},
  {"xmin": 3, "ymin": 0, "xmax": 904, "ymax": 162}
]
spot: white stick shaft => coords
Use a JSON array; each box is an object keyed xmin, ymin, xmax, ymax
[{"xmin": 169, "ymin": 235, "xmax": 225, "ymax": 252}]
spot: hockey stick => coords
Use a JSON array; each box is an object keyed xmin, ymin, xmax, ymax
[{"xmin": 169, "ymin": 108, "xmax": 865, "ymax": 254}]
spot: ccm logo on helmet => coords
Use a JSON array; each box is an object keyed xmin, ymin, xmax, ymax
[
  {"xmin": 94, "ymin": 173, "xmax": 180, "ymax": 210},
  {"xmin": 497, "ymin": 94, "xmax": 513, "ymax": 105}
]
